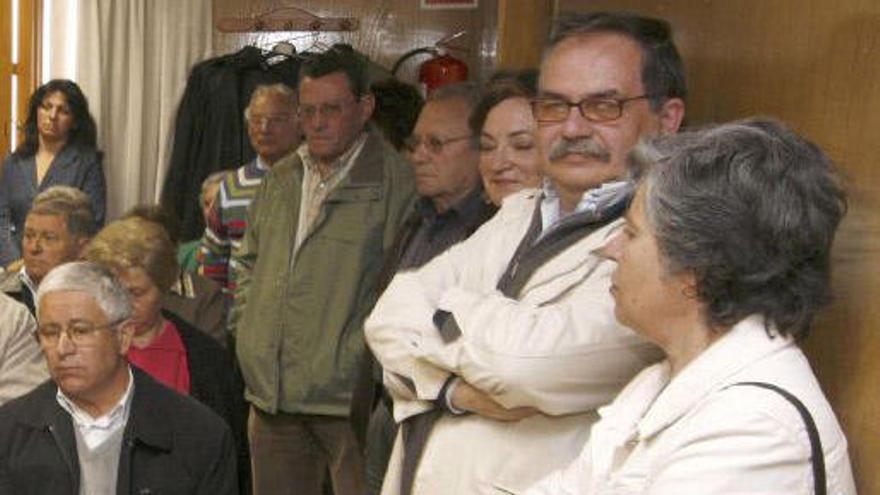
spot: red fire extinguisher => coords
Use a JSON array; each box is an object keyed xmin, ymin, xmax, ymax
[
  {"xmin": 392, "ymin": 31, "xmax": 469, "ymax": 97},
  {"xmin": 418, "ymin": 46, "xmax": 469, "ymax": 96}
]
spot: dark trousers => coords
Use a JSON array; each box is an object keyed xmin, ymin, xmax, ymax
[
  {"xmin": 365, "ymin": 401, "xmax": 399, "ymax": 494},
  {"xmin": 248, "ymin": 407, "xmax": 365, "ymax": 495}
]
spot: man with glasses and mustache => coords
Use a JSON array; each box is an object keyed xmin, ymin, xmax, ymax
[
  {"xmin": 0, "ymin": 261, "xmax": 237, "ymax": 494},
  {"xmin": 1, "ymin": 186, "xmax": 96, "ymax": 317},
  {"xmin": 365, "ymin": 12, "xmax": 685, "ymax": 495},
  {"xmin": 232, "ymin": 44, "xmax": 415, "ymax": 495}
]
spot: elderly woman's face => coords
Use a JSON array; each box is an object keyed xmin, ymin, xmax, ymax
[
  {"xmin": 117, "ymin": 267, "xmax": 163, "ymax": 336},
  {"xmin": 479, "ymin": 97, "xmax": 542, "ymax": 206},
  {"xmin": 604, "ymin": 188, "xmax": 694, "ymax": 343},
  {"xmin": 37, "ymin": 91, "xmax": 76, "ymax": 143}
]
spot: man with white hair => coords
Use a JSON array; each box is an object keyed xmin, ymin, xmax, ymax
[
  {"xmin": 199, "ymin": 83, "xmax": 301, "ymax": 295},
  {"xmin": 0, "ymin": 261, "xmax": 237, "ymax": 494}
]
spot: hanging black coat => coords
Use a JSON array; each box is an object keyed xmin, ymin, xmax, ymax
[{"xmin": 161, "ymin": 46, "xmax": 300, "ymax": 241}]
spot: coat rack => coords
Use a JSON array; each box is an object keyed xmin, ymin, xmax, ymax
[{"xmin": 216, "ymin": 6, "xmax": 359, "ymax": 33}]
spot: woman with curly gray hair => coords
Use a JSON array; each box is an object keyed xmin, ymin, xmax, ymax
[{"xmin": 525, "ymin": 118, "xmax": 855, "ymax": 495}]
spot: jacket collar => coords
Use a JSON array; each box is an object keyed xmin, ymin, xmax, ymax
[
  {"xmin": 519, "ymin": 217, "xmax": 624, "ymax": 297},
  {"xmin": 20, "ymin": 367, "xmax": 173, "ymax": 452},
  {"xmin": 634, "ymin": 315, "xmax": 794, "ymax": 440},
  {"xmin": 331, "ymin": 127, "xmax": 386, "ymax": 189},
  {"xmin": 123, "ymin": 367, "xmax": 174, "ymax": 452},
  {"xmin": 40, "ymin": 144, "xmax": 83, "ymax": 179},
  {"xmin": 0, "ymin": 270, "xmax": 24, "ymax": 294}
]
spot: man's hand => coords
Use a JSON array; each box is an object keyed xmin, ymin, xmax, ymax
[{"xmin": 450, "ymin": 380, "xmax": 539, "ymax": 421}]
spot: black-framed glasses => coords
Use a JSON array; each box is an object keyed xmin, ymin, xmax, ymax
[
  {"xmin": 36, "ymin": 319, "xmax": 125, "ymax": 346},
  {"xmin": 403, "ymin": 134, "xmax": 473, "ymax": 154},
  {"xmin": 530, "ymin": 95, "xmax": 657, "ymax": 123}
]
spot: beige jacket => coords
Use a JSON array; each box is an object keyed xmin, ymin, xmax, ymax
[
  {"xmin": 526, "ymin": 316, "xmax": 856, "ymax": 495},
  {"xmin": 366, "ymin": 189, "xmax": 661, "ymax": 494},
  {"xmin": 0, "ymin": 292, "xmax": 47, "ymax": 405}
]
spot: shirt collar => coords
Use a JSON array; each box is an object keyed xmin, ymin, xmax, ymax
[
  {"xmin": 18, "ymin": 266, "xmax": 38, "ymax": 294},
  {"xmin": 416, "ymin": 186, "xmax": 488, "ymax": 222},
  {"xmin": 298, "ymin": 131, "xmax": 368, "ymax": 178},
  {"xmin": 56, "ymin": 366, "xmax": 135, "ymax": 430},
  {"xmin": 255, "ymin": 155, "xmax": 270, "ymax": 171},
  {"xmin": 539, "ymin": 179, "xmax": 631, "ymax": 233},
  {"xmin": 169, "ymin": 272, "xmax": 195, "ymax": 298}
]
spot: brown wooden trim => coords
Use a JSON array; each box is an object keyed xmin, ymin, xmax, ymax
[
  {"xmin": 495, "ymin": 0, "xmax": 553, "ymax": 71},
  {"xmin": 18, "ymin": 0, "xmax": 38, "ymax": 131},
  {"xmin": 0, "ymin": 0, "xmax": 11, "ymax": 155}
]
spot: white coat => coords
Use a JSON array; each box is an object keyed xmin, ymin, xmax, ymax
[
  {"xmin": 365, "ymin": 190, "xmax": 662, "ymax": 494},
  {"xmin": 0, "ymin": 292, "xmax": 47, "ymax": 405},
  {"xmin": 525, "ymin": 315, "xmax": 856, "ymax": 495}
]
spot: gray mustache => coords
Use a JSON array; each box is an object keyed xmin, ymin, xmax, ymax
[{"xmin": 548, "ymin": 137, "xmax": 611, "ymax": 163}]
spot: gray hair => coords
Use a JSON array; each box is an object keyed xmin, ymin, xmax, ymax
[
  {"xmin": 36, "ymin": 261, "xmax": 133, "ymax": 325},
  {"xmin": 424, "ymin": 81, "xmax": 482, "ymax": 150},
  {"xmin": 632, "ymin": 117, "xmax": 846, "ymax": 340},
  {"xmin": 30, "ymin": 186, "xmax": 97, "ymax": 239},
  {"xmin": 201, "ymin": 171, "xmax": 226, "ymax": 201},
  {"xmin": 244, "ymin": 83, "xmax": 297, "ymax": 121},
  {"xmin": 426, "ymin": 81, "xmax": 482, "ymax": 110},
  {"xmin": 546, "ymin": 11, "xmax": 686, "ymax": 111}
]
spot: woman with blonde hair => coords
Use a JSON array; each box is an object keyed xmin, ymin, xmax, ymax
[{"xmin": 84, "ymin": 216, "xmax": 249, "ymax": 493}]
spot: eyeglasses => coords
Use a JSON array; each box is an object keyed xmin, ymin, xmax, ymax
[
  {"xmin": 403, "ymin": 134, "xmax": 473, "ymax": 154},
  {"xmin": 23, "ymin": 230, "xmax": 62, "ymax": 245},
  {"xmin": 530, "ymin": 95, "xmax": 657, "ymax": 123},
  {"xmin": 36, "ymin": 319, "xmax": 124, "ymax": 346},
  {"xmin": 297, "ymin": 99, "xmax": 356, "ymax": 120},
  {"xmin": 248, "ymin": 114, "xmax": 294, "ymax": 128}
]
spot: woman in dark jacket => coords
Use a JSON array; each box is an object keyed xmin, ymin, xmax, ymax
[
  {"xmin": 0, "ymin": 79, "xmax": 106, "ymax": 266},
  {"xmin": 84, "ymin": 216, "xmax": 250, "ymax": 494}
]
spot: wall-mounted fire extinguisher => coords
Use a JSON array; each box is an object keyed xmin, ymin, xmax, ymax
[{"xmin": 392, "ymin": 31, "xmax": 469, "ymax": 97}]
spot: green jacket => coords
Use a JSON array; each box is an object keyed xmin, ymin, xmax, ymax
[{"xmin": 232, "ymin": 130, "xmax": 415, "ymax": 416}]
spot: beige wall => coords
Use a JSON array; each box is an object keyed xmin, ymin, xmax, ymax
[{"xmin": 554, "ymin": 1, "xmax": 879, "ymax": 492}]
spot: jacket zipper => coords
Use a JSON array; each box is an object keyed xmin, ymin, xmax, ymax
[{"xmin": 47, "ymin": 423, "xmax": 78, "ymax": 495}]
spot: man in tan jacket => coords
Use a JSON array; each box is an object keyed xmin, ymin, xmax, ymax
[{"xmin": 366, "ymin": 12, "xmax": 686, "ymax": 495}]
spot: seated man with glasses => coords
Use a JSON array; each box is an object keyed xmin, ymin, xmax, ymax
[
  {"xmin": 0, "ymin": 261, "xmax": 237, "ymax": 494},
  {"xmin": 350, "ymin": 81, "xmax": 498, "ymax": 495},
  {"xmin": 232, "ymin": 43, "xmax": 415, "ymax": 495},
  {"xmin": 0, "ymin": 186, "xmax": 97, "ymax": 317},
  {"xmin": 366, "ymin": 12, "xmax": 685, "ymax": 495},
  {"xmin": 198, "ymin": 83, "xmax": 301, "ymax": 297}
]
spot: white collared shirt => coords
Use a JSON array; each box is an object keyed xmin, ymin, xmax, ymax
[
  {"xmin": 294, "ymin": 132, "xmax": 368, "ymax": 255},
  {"xmin": 539, "ymin": 179, "xmax": 630, "ymax": 237},
  {"xmin": 56, "ymin": 367, "xmax": 135, "ymax": 450},
  {"xmin": 18, "ymin": 266, "xmax": 38, "ymax": 296}
]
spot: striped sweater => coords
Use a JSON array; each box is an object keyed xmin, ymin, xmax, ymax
[{"xmin": 198, "ymin": 159, "xmax": 267, "ymax": 293}]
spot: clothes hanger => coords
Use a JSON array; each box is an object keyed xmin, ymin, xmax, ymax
[{"xmin": 216, "ymin": 5, "xmax": 359, "ymax": 33}]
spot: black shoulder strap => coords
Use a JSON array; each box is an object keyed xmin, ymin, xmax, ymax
[{"xmin": 729, "ymin": 382, "xmax": 826, "ymax": 495}]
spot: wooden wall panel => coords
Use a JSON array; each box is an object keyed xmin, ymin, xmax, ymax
[
  {"xmin": 1, "ymin": 0, "xmax": 11, "ymax": 155},
  {"xmin": 0, "ymin": 0, "xmax": 37, "ymax": 156},
  {"xmin": 212, "ymin": 0, "xmax": 498, "ymax": 85},
  {"xmin": 495, "ymin": 0, "xmax": 553, "ymax": 70},
  {"xmin": 556, "ymin": 1, "xmax": 880, "ymax": 492}
]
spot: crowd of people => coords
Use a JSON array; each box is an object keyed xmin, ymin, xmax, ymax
[{"xmin": 0, "ymin": 11, "xmax": 856, "ymax": 495}]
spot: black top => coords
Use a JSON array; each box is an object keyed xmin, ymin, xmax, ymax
[
  {"xmin": 0, "ymin": 144, "xmax": 106, "ymax": 265},
  {"xmin": 0, "ymin": 367, "xmax": 238, "ymax": 494}
]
